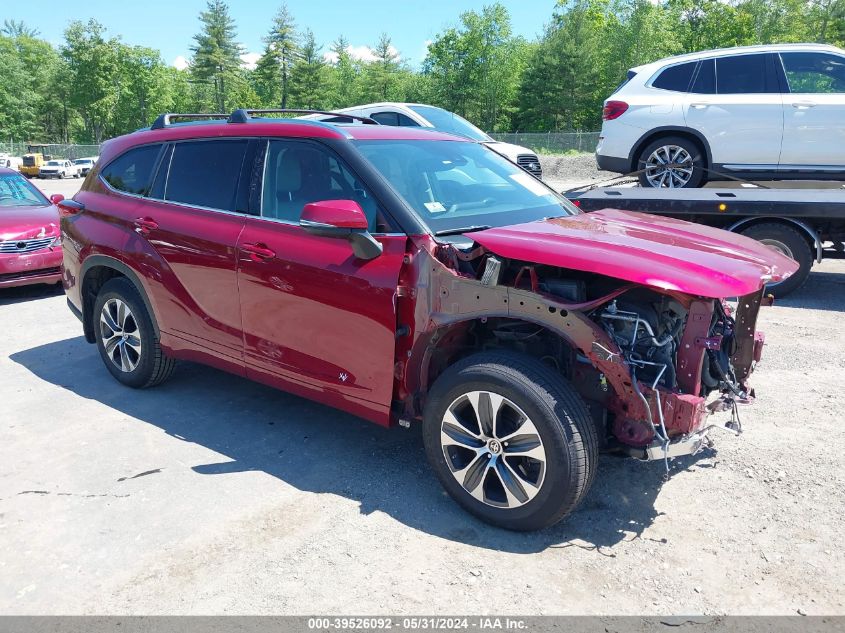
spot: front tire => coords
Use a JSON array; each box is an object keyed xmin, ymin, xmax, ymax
[
  {"xmin": 93, "ymin": 277, "xmax": 175, "ymax": 388},
  {"xmin": 637, "ymin": 135, "xmax": 705, "ymax": 189},
  {"xmin": 423, "ymin": 351, "xmax": 598, "ymax": 531},
  {"xmin": 740, "ymin": 223, "xmax": 813, "ymax": 297}
]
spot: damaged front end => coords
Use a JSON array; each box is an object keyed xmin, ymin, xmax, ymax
[{"xmin": 399, "ymin": 233, "xmax": 779, "ymax": 469}]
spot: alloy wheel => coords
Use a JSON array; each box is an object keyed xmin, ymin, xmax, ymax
[
  {"xmin": 99, "ymin": 298, "xmax": 142, "ymax": 373},
  {"xmin": 440, "ymin": 390, "xmax": 546, "ymax": 509},
  {"xmin": 644, "ymin": 145, "xmax": 694, "ymax": 188}
]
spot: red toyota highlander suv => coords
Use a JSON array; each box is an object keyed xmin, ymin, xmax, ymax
[{"xmin": 60, "ymin": 109, "xmax": 797, "ymax": 530}]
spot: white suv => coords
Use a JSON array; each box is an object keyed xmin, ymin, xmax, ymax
[
  {"xmin": 596, "ymin": 43, "xmax": 845, "ymax": 188},
  {"xmin": 307, "ymin": 103, "xmax": 543, "ymax": 179}
]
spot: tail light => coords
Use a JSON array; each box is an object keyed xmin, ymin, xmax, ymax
[{"xmin": 602, "ymin": 100, "xmax": 629, "ymax": 121}]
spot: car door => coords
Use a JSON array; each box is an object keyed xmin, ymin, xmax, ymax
[
  {"xmin": 777, "ymin": 50, "xmax": 845, "ymax": 169},
  {"xmin": 683, "ymin": 54, "xmax": 784, "ymax": 170},
  {"xmin": 236, "ymin": 138, "xmax": 406, "ymax": 424},
  {"xmin": 124, "ymin": 138, "xmax": 254, "ymax": 363}
]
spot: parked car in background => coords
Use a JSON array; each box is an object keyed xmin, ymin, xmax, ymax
[
  {"xmin": 39, "ymin": 159, "xmax": 80, "ymax": 179},
  {"xmin": 60, "ymin": 108, "xmax": 794, "ymax": 530},
  {"xmin": 304, "ymin": 103, "xmax": 544, "ymax": 179},
  {"xmin": 0, "ymin": 153, "xmax": 22, "ymax": 170},
  {"xmin": 0, "ymin": 167, "xmax": 63, "ymax": 288},
  {"xmin": 596, "ymin": 43, "xmax": 845, "ymax": 188},
  {"xmin": 73, "ymin": 157, "xmax": 97, "ymax": 176}
]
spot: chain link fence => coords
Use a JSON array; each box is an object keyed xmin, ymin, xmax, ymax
[
  {"xmin": 0, "ymin": 143, "xmax": 101, "ymax": 160},
  {"xmin": 490, "ymin": 132, "xmax": 600, "ymax": 155}
]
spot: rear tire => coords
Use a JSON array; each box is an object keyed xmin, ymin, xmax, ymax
[
  {"xmin": 422, "ymin": 350, "xmax": 598, "ymax": 531},
  {"xmin": 93, "ymin": 277, "xmax": 175, "ymax": 388},
  {"xmin": 637, "ymin": 135, "xmax": 705, "ymax": 189},
  {"xmin": 740, "ymin": 223, "xmax": 813, "ymax": 297}
]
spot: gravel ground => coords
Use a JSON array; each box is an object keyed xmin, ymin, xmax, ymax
[{"xmin": 0, "ymin": 180, "xmax": 843, "ymax": 616}]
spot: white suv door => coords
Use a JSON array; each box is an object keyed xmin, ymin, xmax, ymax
[
  {"xmin": 778, "ymin": 51, "xmax": 845, "ymax": 169},
  {"xmin": 683, "ymin": 53, "xmax": 784, "ymax": 170}
]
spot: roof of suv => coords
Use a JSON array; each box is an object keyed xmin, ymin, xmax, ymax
[
  {"xmin": 631, "ymin": 42, "xmax": 843, "ymax": 73},
  {"xmin": 100, "ymin": 116, "xmax": 467, "ymax": 165}
]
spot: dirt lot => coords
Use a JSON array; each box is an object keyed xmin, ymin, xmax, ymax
[{"xmin": 1, "ymin": 178, "xmax": 843, "ymax": 615}]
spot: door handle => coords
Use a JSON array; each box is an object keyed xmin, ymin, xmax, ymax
[
  {"xmin": 133, "ymin": 217, "xmax": 158, "ymax": 235},
  {"xmin": 241, "ymin": 242, "xmax": 276, "ymax": 261},
  {"xmin": 792, "ymin": 102, "xmax": 817, "ymax": 109},
  {"xmin": 689, "ymin": 102, "xmax": 709, "ymax": 109}
]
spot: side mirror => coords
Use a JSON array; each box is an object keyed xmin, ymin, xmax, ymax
[
  {"xmin": 50, "ymin": 194, "xmax": 65, "ymax": 204},
  {"xmin": 300, "ymin": 200, "xmax": 383, "ymax": 260}
]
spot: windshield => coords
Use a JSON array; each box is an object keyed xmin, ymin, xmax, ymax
[
  {"xmin": 407, "ymin": 106, "xmax": 491, "ymax": 142},
  {"xmin": 354, "ymin": 139, "xmax": 577, "ymax": 235},
  {"xmin": 46, "ymin": 161, "xmax": 61, "ymax": 166},
  {"xmin": 0, "ymin": 173, "xmax": 50, "ymax": 207},
  {"xmin": 74, "ymin": 159, "xmax": 91, "ymax": 165}
]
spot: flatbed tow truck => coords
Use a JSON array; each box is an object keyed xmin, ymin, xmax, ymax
[{"xmin": 565, "ymin": 178, "xmax": 845, "ymax": 296}]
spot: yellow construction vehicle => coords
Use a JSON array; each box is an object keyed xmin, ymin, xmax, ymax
[{"xmin": 19, "ymin": 144, "xmax": 52, "ymax": 178}]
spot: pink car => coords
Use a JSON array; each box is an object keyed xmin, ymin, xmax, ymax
[{"xmin": 0, "ymin": 167, "xmax": 63, "ymax": 288}]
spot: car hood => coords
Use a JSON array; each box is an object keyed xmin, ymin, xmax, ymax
[
  {"xmin": 471, "ymin": 208, "xmax": 799, "ymax": 298},
  {"xmin": 0, "ymin": 205, "xmax": 60, "ymax": 241}
]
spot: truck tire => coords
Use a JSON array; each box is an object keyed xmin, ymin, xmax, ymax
[
  {"xmin": 740, "ymin": 223, "xmax": 813, "ymax": 297},
  {"xmin": 93, "ymin": 277, "xmax": 176, "ymax": 388},
  {"xmin": 637, "ymin": 135, "xmax": 705, "ymax": 189},
  {"xmin": 422, "ymin": 350, "xmax": 598, "ymax": 531}
]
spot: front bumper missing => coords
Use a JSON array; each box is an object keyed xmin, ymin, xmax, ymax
[{"xmin": 625, "ymin": 399, "xmax": 744, "ymax": 461}]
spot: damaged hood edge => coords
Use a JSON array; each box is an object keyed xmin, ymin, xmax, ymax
[{"xmin": 471, "ymin": 209, "xmax": 800, "ymax": 299}]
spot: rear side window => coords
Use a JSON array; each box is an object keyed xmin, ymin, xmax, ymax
[
  {"xmin": 716, "ymin": 54, "xmax": 773, "ymax": 94},
  {"xmin": 690, "ymin": 58, "xmax": 716, "ymax": 94},
  {"xmin": 371, "ymin": 112, "xmax": 399, "ymax": 126},
  {"xmin": 101, "ymin": 144, "xmax": 162, "ymax": 195},
  {"xmin": 781, "ymin": 52, "xmax": 845, "ymax": 94},
  {"xmin": 164, "ymin": 140, "xmax": 249, "ymax": 211},
  {"xmin": 652, "ymin": 62, "xmax": 697, "ymax": 91}
]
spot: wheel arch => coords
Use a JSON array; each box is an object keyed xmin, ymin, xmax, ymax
[
  {"xmin": 629, "ymin": 126, "xmax": 712, "ymax": 174},
  {"xmin": 80, "ymin": 256, "xmax": 161, "ymax": 343},
  {"xmin": 727, "ymin": 216, "xmax": 823, "ymax": 263}
]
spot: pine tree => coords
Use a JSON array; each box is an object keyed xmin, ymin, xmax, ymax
[
  {"xmin": 190, "ymin": 0, "xmax": 242, "ymax": 112},
  {"xmin": 363, "ymin": 33, "xmax": 400, "ymax": 101},
  {"xmin": 290, "ymin": 29, "xmax": 326, "ymax": 109},
  {"xmin": 256, "ymin": 3, "xmax": 299, "ymax": 108},
  {"xmin": 328, "ymin": 35, "xmax": 359, "ymax": 108}
]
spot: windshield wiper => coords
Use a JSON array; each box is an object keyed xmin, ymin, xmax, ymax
[{"xmin": 433, "ymin": 225, "xmax": 492, "ymax": 237}]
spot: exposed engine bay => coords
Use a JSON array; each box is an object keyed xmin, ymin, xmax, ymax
[{"xmin": 421, "ymin": 244, "xmax": 763, "ymax": 463}]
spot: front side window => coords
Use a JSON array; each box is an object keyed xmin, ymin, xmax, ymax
[
  {"xmin": 354, "ymin": 139, "xmax": 578, "ymax": 235},
  {"xmin": 0, "ymin": 173, "xmax": 50, "ymax": 208},
  {"xmin": 261, "ymin": 140, "xmax": 383, "ymax": 232},
  {"xmin": 101, "ymin": 144, "xmax": 163, "ymax": 196},
  {"xmin": 652, "ymin": 61, "xmax": 697, "ymax": 92},
  {"xmin": 164, "ymin": 140, "xmax": 249, "ymax": 210},
  {"xmin": 781, "ymin": 52, "xmax": 845, "ymax": 94},
  {"xmin": 716, "ymin": 54, "xmax": 773, "ymax": 94}
]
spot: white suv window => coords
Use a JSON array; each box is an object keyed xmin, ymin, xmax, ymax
[
  {"xmin": 652, "ymin": 61, "xmax": 697, "ymax": 92},
  {"xmin": 716, "ymin": 54, "xmax": 775, "ymax": 94},
  {"xmin": 781, "ymin": 52, "xmax": 845, "ymax": 94}
]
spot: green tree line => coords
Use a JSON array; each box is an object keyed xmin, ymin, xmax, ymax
[{"xmin": 0, "ymin": 0, "xmax": 842, "ymax": 145}]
